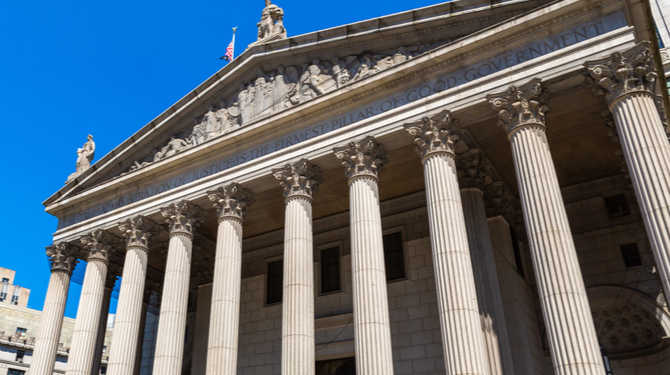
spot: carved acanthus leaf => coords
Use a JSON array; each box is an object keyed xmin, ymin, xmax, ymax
[
  {"xmin": 272, "ymin": 159, "xmax": 324, "ymax": 199},
  {"xmin": 80, "ymin": 229, "xmax": 120, "ymax": 262},
  {"xmin": 456, "ymin": 149, "xmax": 492, "ymax": 190},
  {"xmin": 405, "ymin": 112, "xmax": 460, "ymax": 159},
  {"xmin": 488, "ymin": 80, "xmax": 550, "ymax": 134},
  {"xmin": 46, "ymin": 242, "xmax": 79, "ymax": 273},
  {"xmin": 585, "ymin": 42, "xmax": 657, "ymax": 107},
  {"xmin": 160, "ymin": 200, "xmax": 205, "ymax": 235},
  {"xmin": 334, "ymin": 136, "xmax": 389, "ymax": 180},
  {"xmin": 484, "ymin": 181, "xmax": 516, "ymax": 224},
  {"xmin": 207, "ymin": 183, "xmax": 256, "ymax": 221},
  {"xmin": 118, "ymin": 216, "xmax": 159, "ymax": 250}
]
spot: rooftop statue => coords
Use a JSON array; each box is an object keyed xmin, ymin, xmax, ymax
[
  {"xmin": 256, "ymin": 0, "xmax": 286, "ymax": 43},
  {"xmin": 66, "ymin": 135, "xmax": 95, "ymax": 184}
]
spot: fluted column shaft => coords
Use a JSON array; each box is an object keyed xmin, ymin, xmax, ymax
[
  {"xmin": 273, "ymin": 160, "xmax": 322, "ymax": 375},
  {"xmin": 611, "ymin": 92, "xmax": 670, "ymax": 301},
  {"xmin": 29, "ymin": 269, "xmax": 72, "ymax": 375},
  {"xmin": 349, "ymin": 175, "xmax": 395, "ymax": 375},
  {"xmin": 205, "ymin": 183, "xmax": 254, "ymax": 375},
  {"xmin": 152, "ymin": 232, "xmax": 193, "ymax": 375},
  {"xmin": 206, "ymin": 217, "xmax": 243, "ymax": 375},
  {"xmin": 282, "ymin": 196, "xmax": 315, "ymax": 375},
  {"xmin": 91, "ymin": 285, "xmax": 113, "ymax": 375},
  {"xmin": 66, "ymin": 258, "xmax": 110, "ymax": 375},
  {"xmin": 107, "ymin": 246, "xmax": 150, "ymax": 375},
  {"xmin": 423, "ymin": 154, "xmax": 488, "ymax": 375},
  {"xmin": 510, "ymin": 124, "xmax": 604, "ymax": 374},
  {"xmin": 586, "ymin": 43, "xmax": 670, "ymax": 304},
  {"xmin": 460, "ymin": 188, "xmax": 513, "ymax": 375},
  {"xmin": 133, "ymin": 302, "xmax": 149, "ymax": 375}
]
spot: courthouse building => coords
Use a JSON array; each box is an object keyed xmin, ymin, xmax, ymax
[{"xmin": 31, "ymin": 0, "xmax": 670, "ymax": 374}]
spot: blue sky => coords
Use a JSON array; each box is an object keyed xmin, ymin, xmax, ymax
[{"xmin": 0, "ymin": 0, "xmax": 446, "ymax": 319}]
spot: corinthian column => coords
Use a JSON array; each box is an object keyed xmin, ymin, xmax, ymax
[
  {"xmin": 273, "ymin": 159, "xmax": 324, "ymax": 375},
  {"xmin": 107, "ymin": 216, "xmax": 158, "ymax": 375},
  {"xmin": 66, "ymin": 230, "xmax": 119, "ymax": 375},
  {"xmin": 205, "ymin": 183, "xmax": 255, "ymax": 375},
  {"xmin": 586, "ymin": 42, "xmax": 670, "ymax": 304},
  {"xmin": 488, "ymin": 81, "xmax": 604, "ymax": 375},
  {"xmin": 29, "ymin": 243, "xmax": 79, "ymax": 375},
  {"xmin": 456, "ymin": 149, "xmax": 513, "ymax": 375},
  {"xmin": 404, "ymin": 115, "xmax": 488, "ymax": 375},
  {"xmin": 153, "ymin": 200, "xmax": 204, "ymax": 375},
  {"xmin": 334, "ymin": 137, "xmax": 394, "ymax": 375}
]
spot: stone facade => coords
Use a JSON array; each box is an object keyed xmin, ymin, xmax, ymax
[{"xmin": 34, "ymin": 1, "xmax": 670, "ymax": 375}]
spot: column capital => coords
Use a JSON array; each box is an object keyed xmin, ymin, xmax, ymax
[
  {"xmin": 456, "ymin": 149, "xmax": 492, "ymax": 190},
  {"xmin": 484, "ymin": 181, "xmax": 515, "ymax": 222},
  {"xmin": 404, "ymin": 112, "xmax": 461, "ymax": 160},
  {"xmin": 80, "ymin": 229, "xmax": 120, "ymax": 262},
  {"xmin": 45, "ymin": 242, "xmax": 79, "ymax": 274},
  {"xmin": 273, "ymin": 159, "xmax": 324, "ymax": 200},
  {"xmin": 334, "ymin": 136, "xmax": 389, "ymax": 181},
  {"xmin": 207, "ymin": 183, "xmax": 256, "ymax": 221},
  {"xmin": 118, "ymin": 216, "xmax": 159, "ymax": 250},
  {"xmin": 160, "ymin": 200, "xmax": 205, "ymax": 236},
  {"xmin": 585, "ymin": 42, "xmax": 657, "ymax": 107},
  {"xmin": 488, "ymin": 80, "xmax": 550, "ymax": 136}
]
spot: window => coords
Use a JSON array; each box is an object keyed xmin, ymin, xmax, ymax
[
  {"xmin": 266, "ymin": 260, "xmax": 283, "ymax": 304},
  {"xmin": 102, "ymin": 346, "xmax": 107, "ymax": 354},
  {"xmin": 0, "ymin": 292, "xmax": 6, "ymax": 302},
  {"xmin": 321, "ymin": 247, "xmax": 341, "ymax": 294},
  {"xmin": 316, "ymin": 357, "xmax": 355, "ymax": 375},
  {"xmin": 15, "ymin": 350, "xmax": 25, "ymax": 363},
  {"xmin": 8, "ymin": 370, "xmax": 25, "ymax": 375},
  {"xmin": 600, "ymin": 344, "xmax": 613, "ymax": 375},
  {"xmin": 15, "ymin": 328, "xmax": 26, "ymax": 338},
  {"xmin": 11, "ymin": 295, "xmax": 18, "ymax": 305},
  {"xmin": 383, "ymin": 232, "xmax": 406, "ymax": 281},
  {"xmin": 621, "ymin": 243, "xmax": 643, "ymax": 268},
  {"xmin": 2, "ymin": 278, "xmax": 8, "ymax": 283},
  {"xmin": 604, "ymin": 194, "xmax": 629, "ymax": 218}
]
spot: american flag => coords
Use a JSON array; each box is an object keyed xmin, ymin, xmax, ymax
[{"xmin": 221, "ymin": 28, "xmax": 236, "ymax": 61}]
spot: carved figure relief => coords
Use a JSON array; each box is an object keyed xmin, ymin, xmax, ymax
[
  {"xmin": 66, "ymin": 135, "xmax": 95, "ymax": 183},
  {"xmin": 123, "ymin": 41, "xmax": 453, "ymax": 176}
]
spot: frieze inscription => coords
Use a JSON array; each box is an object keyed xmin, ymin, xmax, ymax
[{"xmin": 58, "ymin": 11, "xmax": 626, "ymax": 229}]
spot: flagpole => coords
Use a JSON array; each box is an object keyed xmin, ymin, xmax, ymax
[{"xmin": 231, "ymin": 27, "xmax": 237, "ymax": 60}]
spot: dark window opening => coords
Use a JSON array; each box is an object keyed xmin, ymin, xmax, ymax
[
  {"xmin": 266, "ymin": 260, "xmax": 284, "ymax": 304},
  {"xmin": 2, "ymin": 278, "xmax": 9, "ymax": 283},
  {"xmin": 321, "ymin": 247, "xmax": 341, "ymax": 294},
  {"xmin": 316, "ymin": 357, "xmax": 356, "ymax": 375},
  {"xmin": 15, "ymin": 350, "xmax": 24, "ymax": 363},
  {"xmin": 621, "ymin": 243, "xmax": 643, "ymax": 268},
  {"xmin": 383, "ymin": 232, "xmax": 406, "ymax": 281},
  {"xmin": 509, "ymin": 228, "xmax": 525, "ymax": 277},
  {"xmin": 8, "ymin": 370, "xmax": 25, "ymax": 375},
  {"xmin": 11, "ymin": 295, "xmax": 18, "ymax": 305},
  {"xmin": 604, "ymin": 194, "xmax": 629, "ymax": 218},
  {"xmin": 15, "ymin": 328, "xmax": 26, "ymax": 338},
  {"xmin": 0, "ymin": 292, "xmax": 6, "ymax": 302}
]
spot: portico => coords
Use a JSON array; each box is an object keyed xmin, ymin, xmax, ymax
[{"xmin": 30, "ymin": 0, "xmax": 670, "ymax": 375}]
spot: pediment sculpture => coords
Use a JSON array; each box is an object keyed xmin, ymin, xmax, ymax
[
  {"xmin": 122, "ymin": 40, "xmax": 455, "ymax": 176},
  {"xmin": 66, "ymin": 134, "xmax": 95, "ymax": 183},
  {"xmin": 256, "ymin": 0, "xmax": 287, "ymax": 43}
]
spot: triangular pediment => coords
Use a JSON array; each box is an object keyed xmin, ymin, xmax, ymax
[{"xmin": 44, "ymin": 0, "xmax": 552, "ymax": 212}]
